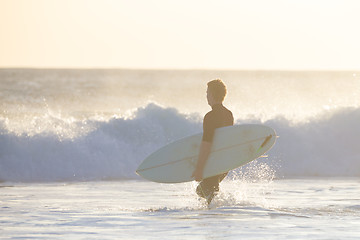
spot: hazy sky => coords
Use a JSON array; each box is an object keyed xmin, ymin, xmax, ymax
[{"xmin": 1, "ymin": 0, "xmax": 360, "ymax": 70}]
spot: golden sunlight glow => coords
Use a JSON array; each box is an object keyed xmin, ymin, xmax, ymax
[{"xmin": 0, "ymin": 0, "xmax": 360, "ymax": 69}]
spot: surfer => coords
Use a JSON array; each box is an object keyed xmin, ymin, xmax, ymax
[{"xmin": 191, "ymin": 79, "xmax": 234, "ymax": 204}]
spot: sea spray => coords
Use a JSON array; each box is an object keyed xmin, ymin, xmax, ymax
[
  {"xmin": 0, "ymin": 104, "xmax": 201, "ymax": 182},
  {"xmin": 1, "ymin": 68, "xmax": 360, "ymax": 182},
  {"xmin": 1, "ymin": 103, "xmax": 360, "ymax": 182},
  {"xmin": 264, "ymin": 107, "xmax": 360, "ymax": 177},
  {"xmin": 209, "ymin": 160, "xmax": 277, "ymax": 208}
]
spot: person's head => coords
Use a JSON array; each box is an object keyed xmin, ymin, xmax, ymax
[{"xmin": 207, "ymin": 79, "xmax": 227, "ymax": 106}]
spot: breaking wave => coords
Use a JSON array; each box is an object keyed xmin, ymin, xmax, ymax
[{"xmin": 0, "ymin": 103, "xmax": 359, "ymax": 182}]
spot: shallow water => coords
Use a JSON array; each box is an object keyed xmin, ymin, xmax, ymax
[{"xmin": 1, "ymin": 179, "xmax": 359, "ymax": 239}]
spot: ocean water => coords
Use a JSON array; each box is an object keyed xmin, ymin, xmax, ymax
[
  {"xmin": 1, "ymin": 179, "xmax": 360, "ymax": 239},
  {"xmin": 1, "ymin": 69, "xmax": 360, "ymax": 239}
]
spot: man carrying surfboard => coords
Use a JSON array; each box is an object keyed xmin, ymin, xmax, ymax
[{"xmin": 191, "ymin": 79, "xmax": 234, "ymax": 204}]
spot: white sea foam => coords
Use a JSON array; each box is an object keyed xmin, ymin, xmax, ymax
[
  {"xmin": 1, "ymin": 69, "xmax": 359, "ymax": 182},
  {"xmin": 0, "ymin": 104, "xmax": 201, "ymax": 182},
  {"xmin": 1, "ymin": 103, "xmax": 359, "ymax": 182},
  {"xmin": 262, "ymin": 106, "xmax": 360, "ymax": 177}
]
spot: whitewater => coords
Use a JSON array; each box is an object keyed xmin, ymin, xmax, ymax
[
  {"xmin": 1, "ymin": 69, "xmax": 359, "ymax": 181},
  {"xmin": 1, "ymin": 69, "xmax": 360, "ymax": 239}
]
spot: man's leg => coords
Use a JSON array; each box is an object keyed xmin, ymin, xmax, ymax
[{"xmin": 196, "ymin": 172, "xmax": 227, "ymax": 204}]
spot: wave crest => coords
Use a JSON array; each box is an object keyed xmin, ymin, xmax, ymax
[{"xmin": 0, "ymin": 104, "xmax": 359, "ymax": 182}]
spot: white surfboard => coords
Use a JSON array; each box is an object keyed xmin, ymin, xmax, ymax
[{"xmin": 136, "ymin": 124, "xmax": 276, "ymax": 183}]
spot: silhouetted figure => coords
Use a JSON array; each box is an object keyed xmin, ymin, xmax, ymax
[{"xmin": 191, "ymin": 79, "xmax": 234, "ymax": 204}]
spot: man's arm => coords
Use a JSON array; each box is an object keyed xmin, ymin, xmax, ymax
[{"xmin": 191, "ymin": 141, "xmax": 212, "ymax": 181}]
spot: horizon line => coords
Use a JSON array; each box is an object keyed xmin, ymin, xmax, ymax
[{"xmin": 1, "ymin": 67, "xmax": 359, "ymax": 72}]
